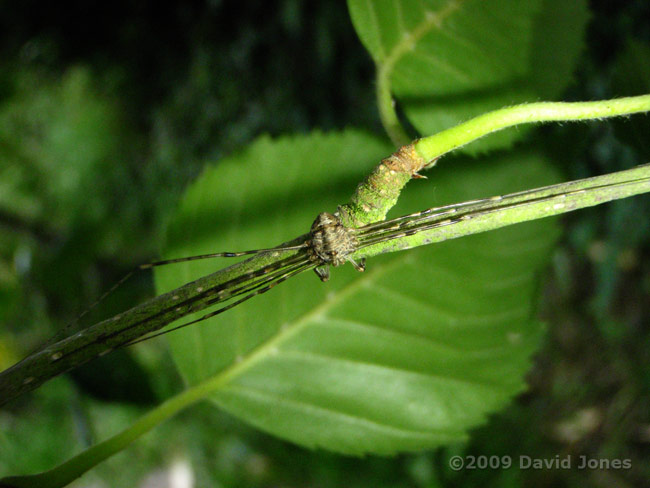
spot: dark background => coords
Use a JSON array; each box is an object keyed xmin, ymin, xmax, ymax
[{"xmin": 0, "ymin": 1, "xmax": 649, "ymax": 486}]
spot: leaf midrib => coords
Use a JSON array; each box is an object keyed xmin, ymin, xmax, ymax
[{"xmin": 380, "ymin": 0, "xmax": 464, "ymax": 72}]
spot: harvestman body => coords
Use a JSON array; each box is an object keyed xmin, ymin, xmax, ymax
[{"xmin": 308, "ymin": 212, "xmax": 366, "ymax": 281}]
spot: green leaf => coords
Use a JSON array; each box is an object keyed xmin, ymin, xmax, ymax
[
  {"xmin": 348, "ymin": 0, "xmax": 589, "ymax": 153},
  {"xmin": 156, "ymin": 130, "xmax": 561, "ymax": 454}
]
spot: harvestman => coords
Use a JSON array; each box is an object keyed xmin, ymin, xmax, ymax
[
  {"xmin": 119, "ymin": 171, "xmax": 637, "ymax": 346},
  {"xmin": 0, "ymin": 164, "xmax": 648, "ymax": 406}
]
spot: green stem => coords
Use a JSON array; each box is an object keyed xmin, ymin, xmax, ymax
[
  {"xmin": 414, "ymin": 95, "xmax": 650, "ymax": 161},
  {"xmin": 345, "ymin": 94, "xmax": 650, "ymax": 228},
  {"xmin": 374, "ymin": 0, "xmax": 461, "ymax": 146},
  {"xmin": 0, "ymin": 238, "xmax": 305, "ymax": 407},
  {"xmin": 376, "ymin": 65, "xmax": 410, "ymax": 147},
  {"xmin": 1, "ymin": 376, "xmax": 220, "ymax": 488},
  {"xmin": 350, "ymin": 164, "xmax": 650, "ymax": 261}
]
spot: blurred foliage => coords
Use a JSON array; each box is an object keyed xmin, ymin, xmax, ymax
[{"xmin": 0, "ymin": 0, "xmax": 649, "ymax": 487}]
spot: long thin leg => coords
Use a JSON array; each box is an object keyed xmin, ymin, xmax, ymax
[
  {"xmin": 313, "ymin": 265, "xmax": 330, "ymax": 282},
  {"xmin": 124, "ymin": 260, "xmax": 315, "ymax": 346},
  {"xmin": 139, "ymin": 242, "xmax": 308, "ymax": 269},
  {"xmin": 348, "ymin": 257, "xmax": 366, "ymax": 272},
  {"xmin": 82, "ymin": 241, "xmax": 309, "ymax": 321},
  {"xmin": 39, "ymin": 242, "xmax": 310, "ymax": 350},
  {"xmin": 62, "ymin": 254, "xmax": 315, "ymax": 360}
]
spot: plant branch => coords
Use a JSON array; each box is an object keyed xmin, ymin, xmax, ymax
[
  {"xmin": 414, "ymin": 95, "xmax": 650, "ymax": 161},
  {"xmin": 0, "ymin": 237, "xmax": 308, "ymax": 407},
  {"xmin": 343, "ymin": 95, "xmax": 650, "ymax": 227},
  {"xmin": 350, "ymin": 164, "xmax": 650, "ymax": 261},
  {"xmin": 0, "ymin": 374, "xmax": 219, "ymax": 488},
  {"xmin": 375, "ymin": 66, "xmax": 410, "ymax": 147},
  {"xmin": 374, "ymin": 0, "xmax": 462, "ymax": 146}
]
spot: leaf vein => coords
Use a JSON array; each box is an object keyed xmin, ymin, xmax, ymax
[
  {"xmin": 277, "ymin": 348, "xmax": 511, "ymax": 390},
  {"xmin": 221, "ymin": 384, "xmax": 465, "ymax": 440},
  {"xmin": 315, "ymin": 315, "xmax": 530, "ymax": 357}
]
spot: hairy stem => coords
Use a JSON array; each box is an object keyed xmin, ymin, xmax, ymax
[
  {"xmin": 376, "ymin": 65, "xmax": 410, "ymax": 147},
  {"xmin": 343, "ymin": 95, "xmax": 650, "ymax": 228},
  {"xmin": 374, "ymin": 0, "xmax": 461, "ymax": 147},
  {"xmin": 414, "ymin": 95, "xmax": 650, "ymax": 161}
]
